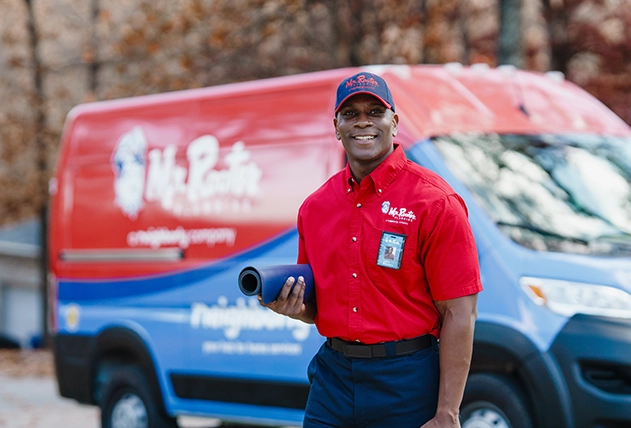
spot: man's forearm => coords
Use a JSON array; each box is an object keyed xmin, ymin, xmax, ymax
[{"xmin": 434, "ymin": 294, "xmax": 478, "ymax": 422}]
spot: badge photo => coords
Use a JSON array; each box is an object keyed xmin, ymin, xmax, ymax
[{"xmin": 377, "ymin": 231, "xmax": 406, "ymax": 269}]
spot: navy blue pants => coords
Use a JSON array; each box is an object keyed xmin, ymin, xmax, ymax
[{"xmin": 303, "ymin": 341, "xmax": 440, "ymax": 428}]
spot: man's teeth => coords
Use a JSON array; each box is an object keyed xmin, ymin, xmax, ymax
[{"xmin": 355, "ymin": 135, "xmax": 375, "ymax": 140}]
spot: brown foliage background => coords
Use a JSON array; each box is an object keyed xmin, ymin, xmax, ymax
[{"xmin": 1, "ymin": 0, "xmax": 631, "ymax": 226}]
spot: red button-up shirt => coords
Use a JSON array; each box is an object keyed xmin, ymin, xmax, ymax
[{"xmin": 297, "ymin": 145, "xmax": 482, "ymax": 344}]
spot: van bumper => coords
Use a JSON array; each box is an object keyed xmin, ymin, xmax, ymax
[
  {"xmin": 550, "ymin": 314, "xmax": 631, "ymax": 428},
  {"xmin": 53, "ymin": 334, "xmax": 95, "ymax": 404}
]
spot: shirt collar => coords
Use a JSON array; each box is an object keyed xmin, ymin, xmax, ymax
[{"xmin": 343, "ymin": 144, "xmax": 407, "ymax": 197}]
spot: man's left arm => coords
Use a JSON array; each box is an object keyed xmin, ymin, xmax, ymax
[{"xmin": 422, "ymin": 293, "xmax": 478, "ymax": 428}]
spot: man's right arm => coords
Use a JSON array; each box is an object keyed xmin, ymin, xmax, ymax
[{"xmin": 258, "ymin": 276, "xmax": 316, "ymax": 324}]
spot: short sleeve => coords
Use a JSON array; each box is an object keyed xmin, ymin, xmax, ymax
[{"xmin": 420, "ymin": 194, "xmax": 483, "ymax": 301}]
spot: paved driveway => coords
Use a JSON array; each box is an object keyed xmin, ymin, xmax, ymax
[
  {"xmin": 0, "ymin": 374, "xmax": 244, "ymax": 428},
  {"xmin": 0, "ymin": 374, "xmax": 99, "ymax": 428},
  {"xmin": 0, "ymin": 350, "xmax": 294, "ymax": 428}
]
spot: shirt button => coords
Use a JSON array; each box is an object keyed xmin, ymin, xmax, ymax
[
  {"xmin": 353, "ymin": 307, "xmax": 358, "ymax": 313},
  {"xmin": 378, "ymin": 189, "xmax": 382, "ymax": 193},
  {"xmin": 352, "ymin": 237, "xmax": 357, "ymax": 242},
  {"xmin": 357, "ymin": 203, "xmax": 362, "ymax": 208},
  {"xmin": 352, "ymin": 273, "xmax": 357, "ymax": 278},
  {"xmin": 347, "ymin": 188, "xmax": 351, "ymax": 193}
]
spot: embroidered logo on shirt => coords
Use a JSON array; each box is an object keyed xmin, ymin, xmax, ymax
[{"xmin": 383, "ymin": 202, "xmax": 417, "ymax": 224}]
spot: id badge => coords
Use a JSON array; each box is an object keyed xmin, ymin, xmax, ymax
[{"xmin": 377, "ymin": 231, "xmax": 406, "ymax": 269}]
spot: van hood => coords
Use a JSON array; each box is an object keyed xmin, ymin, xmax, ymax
[{"xmin": 519, "ymin": 245, "xmax": 631, "ymax": 292}]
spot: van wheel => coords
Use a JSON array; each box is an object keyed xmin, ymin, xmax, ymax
[
  {"xmin": 460, "ymin": 373, "xmax": 533, "ymax": 428},
  {"xmin": 100, "ymin": 365, "xmax": 178, "ymax": 428}
]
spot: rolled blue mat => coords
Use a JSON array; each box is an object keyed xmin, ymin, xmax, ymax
[{"xmin": 238, "ymin": 264, "xmax": 314, "ymax": 304}]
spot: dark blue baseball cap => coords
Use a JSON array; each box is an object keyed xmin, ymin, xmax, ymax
[{"xmin": 334, "ymin": 71, "xmax": 395, "ymax": 114}]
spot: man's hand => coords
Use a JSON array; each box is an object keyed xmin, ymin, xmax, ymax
[
  {"xmin": 419, "ymin": 411, "xmax": 460, "ymax": 428},
  {"xmin": 258, "ymin": 276, "xmax": 316, "ymax": 324}
]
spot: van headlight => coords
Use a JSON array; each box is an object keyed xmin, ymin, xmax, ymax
[{"xmin": 520, "ymin": 277, "xmax": 631, "ymax": 319}]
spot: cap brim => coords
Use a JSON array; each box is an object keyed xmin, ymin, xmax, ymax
[{"xmin": 335, "ymin": 91, "xmax": 392, "ymax": 113}]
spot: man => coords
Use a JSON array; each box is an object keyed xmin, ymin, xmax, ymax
[{"xmin": 261, "ymin": 71, "xmax": 482, "ymax": 427}]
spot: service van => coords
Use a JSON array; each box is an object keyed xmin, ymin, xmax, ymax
[{"xmin": 50, "ymin": 64, "xmax": 631, "ymax": 428}]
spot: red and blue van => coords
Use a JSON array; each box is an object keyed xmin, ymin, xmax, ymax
[{"xmin": 50, "ymin": 65, "xmax": 631, "ymax": 428}]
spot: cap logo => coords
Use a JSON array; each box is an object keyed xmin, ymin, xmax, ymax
[{"xmin": 346, "ymin": 74, "xmax": 380, "ymax": 89}]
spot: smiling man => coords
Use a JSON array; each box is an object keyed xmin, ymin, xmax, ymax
[{"xmin": 261, "ymin": 71, "xmax": 482, "ymax": 428}]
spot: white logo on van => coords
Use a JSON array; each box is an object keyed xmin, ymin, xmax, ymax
[
  {"xmin": 112, "ymin": 127, "xmax": 263, "ymax": 218},
  {"xmin": 127, "ymin": 226, "xmax": 236, "ymax": 249},
  {"xmin": 190, "ymin": 297, "xmax": 311, "ymax": 341},
  {"xmin": 112, "ymin": 126, "xmax": 147, "ymax": 219}
]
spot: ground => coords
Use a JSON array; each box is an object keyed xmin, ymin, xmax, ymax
[
  {"xmin": 0, "ymin": 349, "xmax": 100, "ymax": 428},
  {"xmin": 0, "ymin": 349, "xmax": 292, "ymax": 428},
  {"xmin": 0, "ymin": 349, "xmax": 54, "ymax": 378}
]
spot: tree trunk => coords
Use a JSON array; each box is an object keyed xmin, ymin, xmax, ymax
[
  {"xmin": 325, "ymin": 0, "xmax": 368, "ymax": 67},
  {"xmin": 540, "ymin": 0, "xmax": 574, "ymax": 74},
  {"xmin": 498, "ymin": 0, "xmax": 523, "ymax": 67},
  {"xmin": 89, "ymin": 0, "xmax": 100, "ymax": 97},
  {"xmin": 24, "ymin": 0, "xmax": 49, "ymax": 348}
]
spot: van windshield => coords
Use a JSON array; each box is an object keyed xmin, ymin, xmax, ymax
[{"xmin": 432, "ymin": 133, "xmax": 631, "ymax": 256}]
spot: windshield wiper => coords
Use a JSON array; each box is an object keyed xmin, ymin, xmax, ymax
[
  {"xmin": 496, "ymin": 221, "xmax": 589, "ymax": 245},
  {"xmin": 594, "ymin": 232, "xmax": 631, "ymax": 242},
  {"xmin": 589, "ymin": 232, "xmax": 631, "ymax": 256}
]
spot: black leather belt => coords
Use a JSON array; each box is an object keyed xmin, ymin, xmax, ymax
[{"xmin": 327, "ymin": 335, "xmax": 436, "ymax": 359}]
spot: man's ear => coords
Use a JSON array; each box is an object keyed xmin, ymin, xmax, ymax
[
  {"xmin": 333, "ymin": 118, "xmax": 341, "ymax": 140},
  {"xmin": 391, "ymin": 113, "xmax": 399, "ymax": 137}
]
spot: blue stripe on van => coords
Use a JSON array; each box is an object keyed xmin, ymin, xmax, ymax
[{"xmin": 58, "ymin": 228, "xmax": 298, "ymax": 301}]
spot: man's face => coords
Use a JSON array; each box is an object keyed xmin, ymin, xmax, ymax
[{"xmin": 334, "ymin": 94, "xmax": 399, "ymax": 171}]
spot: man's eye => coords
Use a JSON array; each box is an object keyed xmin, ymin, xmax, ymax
[{"xmin": 343, "ymin": 111, "xmax": 356, "ymax": 117}]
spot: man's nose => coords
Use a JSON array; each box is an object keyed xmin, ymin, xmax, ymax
[{"xmin": 355, "ymin": 112, "xmax": 372, "ymax": 126}]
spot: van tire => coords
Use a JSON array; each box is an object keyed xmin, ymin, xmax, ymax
[
  {"xmin": 100, "ymin": 365, "xmax": 178, "ymax": 428},
  {"xmin": 460, "ymin": 373, "xmax": 533, "ymax": 428}
]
